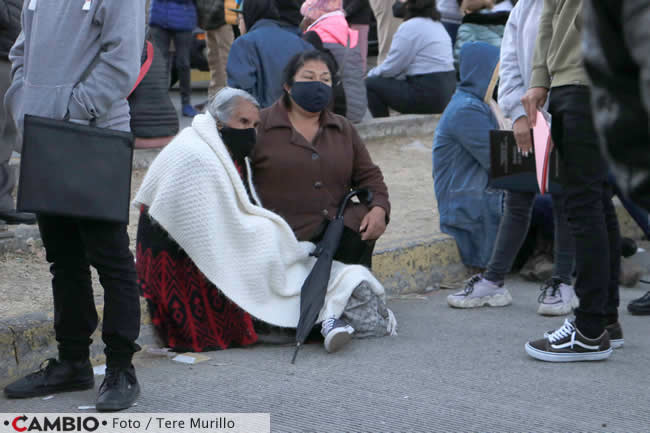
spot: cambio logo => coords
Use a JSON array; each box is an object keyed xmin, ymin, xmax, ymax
[{"xmin": 4, "ymin": 416, "xmax": 102, "ymax": 432}]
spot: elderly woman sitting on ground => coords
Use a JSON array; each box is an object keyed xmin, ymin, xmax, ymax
[{"xmin": 134, "ymin": 88, "xmax": 396, "ymax": 354}]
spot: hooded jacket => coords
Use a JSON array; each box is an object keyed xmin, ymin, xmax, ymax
[
  {"xmin": 5, "ymin": 0, "xmax": 145, "ymax": 138},
  {"xmin": 433, "ymin": 42, "xmax": 504, "ymax": 268},
  {"xmin": 227, "ymin": 18, "xmax": 313, "ymax": 108},
  {"xmin": 497, "ymin": 0, "xmax": 543, "ymax": 122}
]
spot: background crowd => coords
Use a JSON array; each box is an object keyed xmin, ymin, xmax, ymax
[{"xmin": 0, "ymin": 0, "xmax": 649, "ymax": 413}]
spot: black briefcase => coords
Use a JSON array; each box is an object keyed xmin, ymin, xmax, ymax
[
  {"xmin": 488, "ymin": 129, "xmax": 563, "ymax": 194},
  {"xmin": 17, "ymin": 115, "xmax": 134, "ymax": 224}
]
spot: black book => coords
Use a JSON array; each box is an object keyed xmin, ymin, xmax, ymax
[{"xmin": 488, "ymin": 129, "xmax": 563, "ymax": 194}]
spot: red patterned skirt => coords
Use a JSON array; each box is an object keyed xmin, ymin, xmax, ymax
[{"xmin": 136, "ymin": 207, "xmax": 258, "ymax": 352}]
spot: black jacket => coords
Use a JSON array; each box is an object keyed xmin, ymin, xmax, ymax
[
  {"xmin": 344, "ymin": 0, "xmax": 372, "ymax": 25},
  {"xmin": 0, "ymin": 0, "xmax": 23, "ymax": 60}
]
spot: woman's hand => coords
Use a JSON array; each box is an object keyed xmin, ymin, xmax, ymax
[
  {"xmin": 521, "ymin": 87, "xmax": 549, "ymax": 127},
  {"xmin": 513, "ymin": 116, "xmax": 532, "ymax": 156},
  {"xmin": 360, "ymin": 207, "xmax": 387, "ymax": 241}
]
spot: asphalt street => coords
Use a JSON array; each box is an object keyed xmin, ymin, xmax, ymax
[{"xmin": 1, "ymin": 277, "xmax": 649, "ymax": 433}]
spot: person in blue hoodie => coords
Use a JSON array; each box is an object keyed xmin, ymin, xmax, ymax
[
  {"xmin": 433, "ymin": 42, "xmax": 504, "ymax": 270},
  {"xmin": 227, "ymin": 0, "xmax": 313, "ymax": 108},
  {"xmin": 150, "ymin": 0, "xmax": 199, "ymax": 117}
]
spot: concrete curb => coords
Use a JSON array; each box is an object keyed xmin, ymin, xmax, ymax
[
  {"xmin": 132, "ymin": 114, "xmax": 440, "ymax": 169},
  {"xmin": 0, "ymin": 302, "xmax": 159, "ymax": 388}
]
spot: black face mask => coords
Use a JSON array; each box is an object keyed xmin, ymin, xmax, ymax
[
  {"xmin": 290, "ymin": 81, "xmax": 333, "ymax": 113},
  {"xmin": 219, "ymin": 126, "xmax": 256, "ymax": 163}
]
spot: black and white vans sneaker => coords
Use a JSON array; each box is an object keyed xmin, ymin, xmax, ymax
[
  {"xmin": 543, "ymin": 321, "xmax": 624, "ymax": 349},
  {"xmin": 526, "ymin": 319, "xmax": 612, "ymax": 362},
  {"xmin": 321, "ymin": 318, "xmax": 354, "ymax": 353}
]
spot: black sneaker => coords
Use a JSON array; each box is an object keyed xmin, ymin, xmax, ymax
[
  {"xmin": 3, "ymin": 358, "xmax": 94, "ymax": 398},
  {"xmin": 526, "ymin": 319, "xmax": 612, "ymax": 362},
  {"xmin": 320, "ymin": 318, "xmax": 354, "ymax": 353},
  {"xmin": 605, "ymin": 322, "xmax": 624, "ymax": 349},
  {"xmin": 628, "ymin": 291, "xmax": 650, "ymax": 315},
  {"xmin": 543, "ymin": 321, "xmax": 624, "ymax": 349},
  {"xmin": 95, "ymin": 366, "xmax": 140, "ymax": 412}
]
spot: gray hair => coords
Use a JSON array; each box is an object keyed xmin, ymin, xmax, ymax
[{"xmin": 208, "ymin": 87, "xmax": 260, "ymax": 123}]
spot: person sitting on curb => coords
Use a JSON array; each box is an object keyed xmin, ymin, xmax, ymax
[
  {"xmin": 134, "ymin": 87, "xmax": 397, "ymax": 356},
  {"xmin": 253, "ymin": 50, "xmax": 391, "ymax": 270},
  {"xmin": 433, "ymin": 42, "xmax": 504, "ymax": 270},
  {"xmin": 227, "ymin": 0, "xmax": 313, "ymax": 108},
  {"xmin": 446, "ymin": 0, "xmax": 578, "ymax": 317},
  {"xmin": 367, "ymin": 0, "xmax": 456, "ymax": 118}
]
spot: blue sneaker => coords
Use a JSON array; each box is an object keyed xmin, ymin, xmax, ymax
[
  {"xmin": 320, "ymin": 318, "xmax": 354, "ymax": 353},
  {"xmin": 182, "ymin": 104, "xmax": 198, "ymax": 117}
]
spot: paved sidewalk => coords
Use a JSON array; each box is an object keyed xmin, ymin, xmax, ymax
[{"xmin": 2, "ymin": 278, "xmax": 648, "ymax": 433}]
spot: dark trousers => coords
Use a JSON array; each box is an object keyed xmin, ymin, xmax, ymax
[
  {"xmin": 311, "ymin": 226, "xmax": 375, "ymax": 269},
  {"xmin": 150, "ymin": 26, "xmax": 193, "ymax": 106},
  {"xmin": 549, "ymin": 85, "xmax": 621, "ymax": 338},
  {"xmin": 366, "ymin": 71, "xmax": 456, "ymax": 118},
  {"xmin": 484, "ymin": 191, "xmax": 574, "ymax": 285},
  {"xmin": 37, "ymin": 215, "xmax": 141, "ymax": 368}
]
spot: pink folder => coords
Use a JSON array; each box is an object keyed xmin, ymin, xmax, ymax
[{"xmin": 533, "ymin": 110, "xmax": 553, "ymax": 194}]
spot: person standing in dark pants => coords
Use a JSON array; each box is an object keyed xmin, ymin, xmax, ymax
[
  {"xmin": 522, "ymin": 0, "xmax": 622, "ymax": 362},
  {"xmin": 582, "ymin": 0, "xmax": 650, "ymax": 316},
  {"xmin": 149, "ymin": 0, "xmax": 199, "ymax": 117},
  {"xmin": 2, "ymin": 0, "xmax": 145, "ymax": 411}
]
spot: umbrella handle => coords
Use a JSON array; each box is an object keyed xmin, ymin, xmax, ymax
[
  {"xmin": 291, "ymin": 343, "xmax": 301, "ymax": 364},
  {"xmin": 337, "ymin": 189, "xmax": 373, "ymax": 219}
]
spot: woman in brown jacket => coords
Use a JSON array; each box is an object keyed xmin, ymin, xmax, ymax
[{"xmin": 253, "ymin": 50, "xmax": 390, "ymax": 268}]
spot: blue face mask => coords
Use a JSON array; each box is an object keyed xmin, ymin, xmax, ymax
[{"xmin": 290, "ymin": 81, "xmax": 333, "ymax": 113}]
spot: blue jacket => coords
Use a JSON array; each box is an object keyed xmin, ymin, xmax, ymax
[
  {"xmin": 226, "ymin": 19, "xmax": 313, "ymax": 108},
  {"xmin": 149, "ymin": 0, "xmax": 197, "ymax": 32},
  {"xmin": 433, "ymin": 42, "xmax": 504, "ymax": 268}
]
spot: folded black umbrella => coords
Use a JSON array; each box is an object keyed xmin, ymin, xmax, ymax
[{"xmin": 291, "ymin": 189, "xmax": 373, "ymax": 364}]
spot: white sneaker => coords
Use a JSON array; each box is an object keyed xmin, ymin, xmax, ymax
[
  {"xmin": 537, "ymin": 279, "xmax": 579, "ymax": 316},
  {"xmin": 321, "ymin": 318, "xmax": 354, "ymax": 353},
  {"xmin": 447, "ymin": 275, "xmax": 512, "ymax": 308}
]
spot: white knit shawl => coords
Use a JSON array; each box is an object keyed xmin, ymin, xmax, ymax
[{"xmin": 134, "ymin": 113, "xmax": 385, "ymax": 328}]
